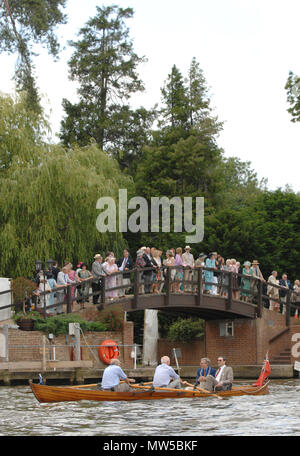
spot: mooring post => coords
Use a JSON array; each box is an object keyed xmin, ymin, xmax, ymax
[{"xmin": 74, "ymin": 323, "xmax": 81, "ymax": 361}]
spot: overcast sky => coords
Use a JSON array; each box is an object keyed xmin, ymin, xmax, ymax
[{"xmin": 1, "ymin": 0, "xmax": 300, "ymax": 191}]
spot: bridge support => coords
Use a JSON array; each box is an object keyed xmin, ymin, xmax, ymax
[{"xmin": 143, "ymin": 309, "xmax": 159, "ymax": 366}]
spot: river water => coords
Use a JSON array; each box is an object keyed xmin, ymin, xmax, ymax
[{"xmin": 0, "ymin": 379, "xmax": 299, "ymax": 437}]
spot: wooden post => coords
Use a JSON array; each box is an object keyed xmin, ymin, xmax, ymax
[
  {"xmin": 286, "ymin": 290, "xmax": 291, "ymax": 327},
  {"xmin": 196, "ymin": 268, "xmax": 202, "ymax": 306},
  {"xmin": 227, "ymin": 272, "xmax": 232, "ymax": 310},
  {"xmin": 3, "ymin": 324, "xmax": 8, "ymax": 362},
  {"xmin": 165, "ymin": 267, "xmax": 171, "ymax": 306},
  {"xmin": 133, "ymin": 268, "xmax": 139, "ymax": 309},
  {"xmin": 66, "ymin": 285, "xmax": 72, "ymax": 314},
  {"xmin": 74, "ymin": 323, "xmax": 81, "ymax": 361},
  {"xmin": 42, "ymin": 335, "xmax": 47, "ymax": 372},
  {"xmin": 257, "ymin": 280, "xmax": 263, "ymax": 318},
  {"xmin": 100, "ymin": 276, "xmax": 106, "ymax": 304}
]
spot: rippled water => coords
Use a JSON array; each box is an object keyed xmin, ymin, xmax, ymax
[{"xmin": 0, "ymin": 380, "xmax": 299, "ymax": 436}]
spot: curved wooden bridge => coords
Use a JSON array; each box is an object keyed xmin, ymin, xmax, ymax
[
  {"xmin": 10, "ymin": 265, "xmax": 294, "ymax": 325},
  {"xmin": 114, "ymin": 266, "xmax": 262, "ymax": 320}
]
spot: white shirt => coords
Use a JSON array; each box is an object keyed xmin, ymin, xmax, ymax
[{"xmin": 215, "ymin": 365, "xmax": 226, "ymax": 382}]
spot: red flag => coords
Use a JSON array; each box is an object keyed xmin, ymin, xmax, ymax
[{"xmin": 253, "ymin": 353, "xmax": 271, "ymax": 387}]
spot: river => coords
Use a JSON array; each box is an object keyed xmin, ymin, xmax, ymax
[{"xmin": 0, "ymin": 379, "xmax": 299, "ymax": 437}]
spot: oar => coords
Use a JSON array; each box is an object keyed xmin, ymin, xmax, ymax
[
  {"xmin": 68, "ymin": 383, "xmax": 98, "ymax": 389},
  {"xmin": 130, "ymin": 383, "xmax": 222, "ymax": 397},
  {"xmin": 184, "ymin": 381, "xmax": 223, "ymax": 400},
  {"xmin": 130, "ymin": 384, "xmax": 190, "ymax": 393}
]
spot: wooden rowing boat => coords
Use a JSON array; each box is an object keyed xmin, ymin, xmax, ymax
[{"xmin": 28, "ymin": 380, "xmax": 269, "ymax": 403}]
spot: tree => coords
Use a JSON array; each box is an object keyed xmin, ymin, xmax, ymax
[
  {"xmin": 285, "ymin": 71, "xmax": 300, "ymax": 123},
  {"xmin": 134, "ymin": 59, "xmax": 224, "ymax": 248},
  {"xmin": 0, "ymin": 93, "xmax": 133, "ymax": 278},
  {"xmin": 0, "ymin": 0, "xmax": 67, "ymax": 110},
  {"xmin": 60, "ymin": 4, "xmax": 154, "ymax": 173}
]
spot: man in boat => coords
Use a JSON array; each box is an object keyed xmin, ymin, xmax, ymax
[
  {"xmin": 196, "ymin": 357, "xmax": 216, "ymax": 387},
  {"xmin": 184, "ymin": 357, "xmax": 216, "ymax": 391},
  {"xmin": 153, "ymin": 356, "xmax": 184, "ymax": 389},
  {"xmin": 99, "ymin": 359, "xmax": 135, "ymax": 392},
  {"xmin": 200, "ymin": 356, "xmax": 233, "ymax": 392}
]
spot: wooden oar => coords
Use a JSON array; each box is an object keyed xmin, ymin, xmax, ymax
[
  {"xmin": 184, "ymin": 381, "xmax": 223, "ymax": 400},
  {"xmin": 130, "ymin": 384, "xmax": 190, "ymax": 393},
  {"xmin": 68, "ymin": 383, "xmax": 98, "ymax": 389},
  {"xmin": 130, "ymin": 383, "xmax": 222, "ymax": 397}
]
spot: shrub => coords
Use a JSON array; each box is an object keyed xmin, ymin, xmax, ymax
[
  {"xmin": 33, "ymin": 313, "xmax": 108, "ymax": 336},
  {"xmin": 167, "ymin": 318, "xmax": 204, "ymax": 343},
  {"xmin": 100, "ymin": 310, "xmax": 123, "ymax": 331}
]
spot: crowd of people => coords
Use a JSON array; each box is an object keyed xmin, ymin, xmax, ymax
[{"xmin": 31, "ymin": 245, "xmax": 300, "ymax": 316}]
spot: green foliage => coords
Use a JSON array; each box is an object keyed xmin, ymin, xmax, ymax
[
  {"xmin": 0, "ymin": 0, "xmax": 67, "ymax": 110},
  {"xmin": 0, "ymin": 93, "xmax": 132, "ymax": 278},
  {"xmin": 285, "ymin": 71, "xmax": 300, "ymax": 123},
  {"xmin": 60, "ymin": 4, "xmax": 154, "ymax": 173},
  {"xmin": 13, "ymin": 310, "xmax": 41, "ymax": 322},
  {"xmin": 100, "ymin": 310, "xmax": 123, "ymax": 331},
  {"xmin": 167, "ymin": 318, "xmax": 204, "ymax": 343},
  {"xmin": 33, "ymin": 313, "xmax": 107, "ymax": 336},
  {"xmin": 10, "ymin": 277, "xmax": 37, "ymax": 303}
]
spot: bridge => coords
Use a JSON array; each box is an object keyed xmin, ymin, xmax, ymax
[{"xmin": 4, "ymin": 265, "xmax": 297, "ymax": 326}]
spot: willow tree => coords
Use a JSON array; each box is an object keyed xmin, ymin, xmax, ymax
[{"xmin": 0, "ymin": 93, "xmax": 132, "ymax": 278}]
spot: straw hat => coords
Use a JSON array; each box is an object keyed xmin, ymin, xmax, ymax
[
  {"xmin": 94, "ymin": 254, "xmax": 102, "ymax": 259},
  {"xmin": 185, "ymin": 245, "xmax": 191, "ymax": 250},
  {"xmin": 252, "ymin": 260, "xmax": 259, "ymax": 265}
]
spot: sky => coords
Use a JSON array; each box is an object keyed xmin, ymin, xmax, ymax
[{"xmin": 1, "ymin": 0, "xmax": 300, "ymax": 192}]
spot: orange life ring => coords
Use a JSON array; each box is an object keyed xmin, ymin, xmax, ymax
[{"xmin": 98, "ymin": 339, "xmax": 120, "ymax": 365}]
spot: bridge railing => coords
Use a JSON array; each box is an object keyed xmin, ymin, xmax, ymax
[{"xmin": 4, "ymin": 266, "xmax": 300, "ymax": 326}]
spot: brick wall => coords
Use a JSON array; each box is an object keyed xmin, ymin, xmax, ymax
[
  {"xmin": 157, "ymin": 337, "xmax": 205, "ymax": 366},
  {"xmin": 7, "ymin": 320, "xmax": 134, "ymax": 368},
  {"xmin": 205, "ymin": 318, "xmax": 257, "ymax": 365}
]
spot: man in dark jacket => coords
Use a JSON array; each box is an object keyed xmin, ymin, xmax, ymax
[
  {"xmin": 142, "ymin": 247, "xmax": 158, "ymax": 293},
  {"xmin": 116, "ymin": 249, "xmax": 133, "ymax": 295},
  {"xmin": 279, "ymin": 273, "xmax": 292, "ymax": 314}
]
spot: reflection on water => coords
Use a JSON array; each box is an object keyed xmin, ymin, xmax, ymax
[{"xmin": 0, "ymin": 380, "xmax": 299, "ymax": 436}]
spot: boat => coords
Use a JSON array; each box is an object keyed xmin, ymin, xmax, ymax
[{"xmin": 28, "ymin": 380, "xmax": 269, "ymax": 403}]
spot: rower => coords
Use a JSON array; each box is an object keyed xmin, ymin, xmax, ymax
[
  {"xmin": 99, "ymin": 359, "xmax": 135, "ymax": 392},
  {"xmin": 153, "ymin": 355, "xmax": 184, "ymax": 389}
]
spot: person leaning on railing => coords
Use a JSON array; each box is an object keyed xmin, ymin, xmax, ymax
[
  {"xmin": 267, "ymin": 271, "xmax": 280, "ymax": 312},
  {"xmin": 91, "ymin": 254, "xmax": 106, "ymax": 306}
]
